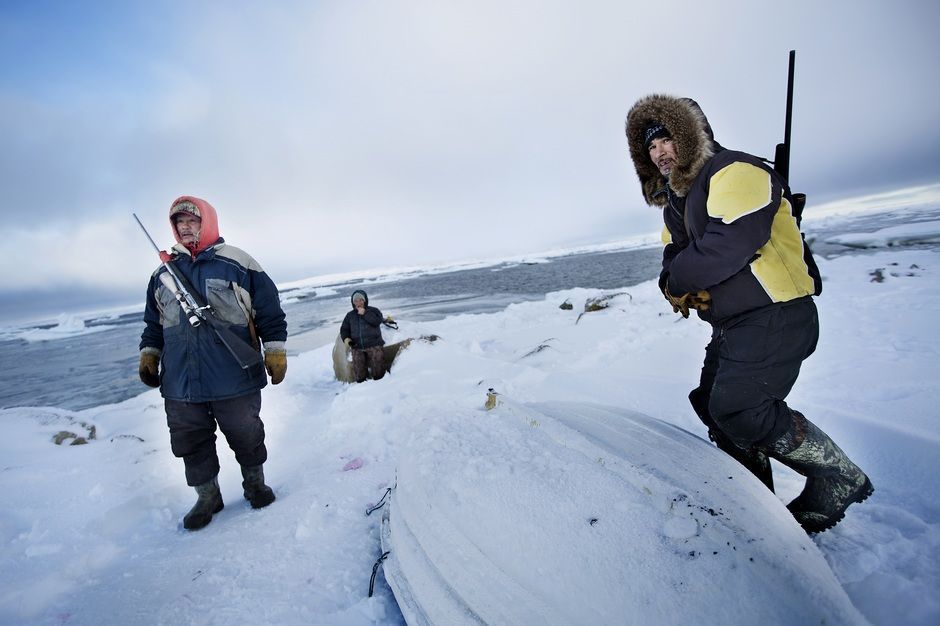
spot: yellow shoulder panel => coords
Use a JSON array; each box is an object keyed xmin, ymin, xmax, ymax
[
  {"xmin": 706, "ymin": 162, "xmax": 773, "ymax": 224},
  {"xmin": 661, "ymin": 225, "xmax": 672, "ymax": 246},
  {"xmin": 750, "ymin": 198, "xmax": 817, "ymax": 301}
]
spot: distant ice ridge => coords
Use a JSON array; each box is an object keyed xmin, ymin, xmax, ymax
[
  {"xmin": 277, "ymin": 232, "xmax": 660, "ymax": 296},
  {"xmin": 0, "ymin": 313, "xmax": 116, "ymax": 342},
  {"xmin": 4, "ymin": 183, "xmax": 938, "ymax": 335},
  {"xmin": 279, "ymin": 184, "xmax": 940, "ymax": 296},
  {"xmin": 824, "ymin": 220, "xmax": 940, "ymax": 248},
  {"xmin": 0, "ymin": 301, "xmax": 144, "ymax": 339},
  {"xmin": 805, "ymin": 182, "xmax": 940, "ymax": 220}
]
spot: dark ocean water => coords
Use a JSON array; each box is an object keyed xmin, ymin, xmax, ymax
[
  {"xmin": 3, "ymin": 199, "xmax": 938, "ymax": 413},
  {"xmin": 0, "ymin": 246, "xmax": 663, "ymax": 411}
]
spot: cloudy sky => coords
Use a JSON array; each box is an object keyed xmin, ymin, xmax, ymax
[{"xmin": 1, "ymin": 0, "xmax": 938, "ymax": 321}]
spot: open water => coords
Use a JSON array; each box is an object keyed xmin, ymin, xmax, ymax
[
  {"xmin": 0, "ymin": 245, "xmax": 663, "ymax": 411},
  {"xmin": 3, "ymin": 201, "xmax": 937, "ymax": 413}
]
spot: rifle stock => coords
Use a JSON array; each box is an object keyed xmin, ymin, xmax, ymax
[
  {"xmin": 774, "ymin": 142, "xmax": 790, "ymax": 183},
  {"xmin": 201, "ymin": 310, "xmax": 264, "ymax": 370}
]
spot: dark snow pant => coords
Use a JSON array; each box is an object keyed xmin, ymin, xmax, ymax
[
  {"xmin": 690, "ymin": 297, "xmax": 819, "ymax": 449},
  {"xmin": 165, "ymin": 391, "xmax": 267, "ymax": 486},
  {"xmin": 351, "ymin": 346, "xmax": 386, "ymax": 383}
]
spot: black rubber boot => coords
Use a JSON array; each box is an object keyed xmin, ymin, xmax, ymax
[
  {"xmin": 708, "ymin": 427, "xmax": 775, "ymax": 493},
  {"xmin": 767, "ymin": 411, "xmax": 874, "ymax": 534},
  {"xmin": 690, "ymin": 387, "xmax": 775, "ymax": 492},
  {"xmin": 183, "ymin": 476, "xmax": 224, "ymax": 530},
  {"xmin": 241, "ymin": 465, "xmax": 276, "ymax": 509}
]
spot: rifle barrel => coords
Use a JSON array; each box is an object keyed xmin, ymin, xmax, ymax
[{"xmin": 132, "ymin": 213, "xmax": 163, "ymax": 254}]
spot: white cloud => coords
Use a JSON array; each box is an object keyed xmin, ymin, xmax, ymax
[{"xmin": 0, "ymin": 0, "xmax": 938, "ymax": 298}]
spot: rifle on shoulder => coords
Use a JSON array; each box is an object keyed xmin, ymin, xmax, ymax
[
  {"xmin": 772, "ymin": 50, "xmax": 807, "ymax": 224},
  {"xmin": 133, "ymin": 213, "xmax": 262, "ymax": 370}
]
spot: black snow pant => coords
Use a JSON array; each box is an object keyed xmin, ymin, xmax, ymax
[
  {"xmin": 165, "ymin": 391, "xmax": 267, "ymax": 486},
  {"xmin": 690, "ymin": 297, "xmax": 819, "ymax": 449},
  {"xmin": 351, "ymin": 346, "xmax": 386, "ymax": 383}
]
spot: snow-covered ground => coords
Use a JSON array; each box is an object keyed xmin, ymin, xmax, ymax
[{"xmin": 1, "ymin": 210, "xmax": 938, "ymax": 625}]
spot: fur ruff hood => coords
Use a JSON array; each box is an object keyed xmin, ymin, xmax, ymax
[{"xmin": 625, "ymin": 95, "xmax": 720, "ymax": 206}]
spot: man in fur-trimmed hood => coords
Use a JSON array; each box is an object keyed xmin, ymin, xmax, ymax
[
  {"xmin": 626, "ymin": 95, "xmax": 720, "ymax": 207},
  {"xmin": 624, "ymin": 95, "xmax": 872, "ymax": 534}
]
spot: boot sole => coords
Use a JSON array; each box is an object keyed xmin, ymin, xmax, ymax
[
  {"xmin": 801, "ymin": 477, "xmax": 874, "ymax": 534},
  {"xmin": 245, "ymin": 490, "xmax": 276, "ymax": 509},
  {"xmin": 183, "ymin": 499, "xmax": 225, "ymax": 531}
]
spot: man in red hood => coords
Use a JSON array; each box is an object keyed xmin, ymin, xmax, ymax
[{"xmin": 139, "ymin": 196, "xmax": 289, "ymax": 530}]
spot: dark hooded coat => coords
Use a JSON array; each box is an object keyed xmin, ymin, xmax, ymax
[
  {"xmin": 140, "ymin": 196, "xmax": 288, "ymax": 402},
  {"xmin": 340, "ymin": 290, "xmax": 385, "ymax": 349},
  {"xmin": 625, "ymin": 95, "xmax": 821, "ymax": 322}
]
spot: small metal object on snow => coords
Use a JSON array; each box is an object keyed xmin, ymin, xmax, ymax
[{"xmin": 485, "ymin": 388, "xmax": 500, "ymax": 410}]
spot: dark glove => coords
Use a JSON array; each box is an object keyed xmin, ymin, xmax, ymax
[
  {"xmin": 688, "ymin": 290, "xmax": 711, "ymax": 312},
  {"xmin": 664, "ymin": 287, "xmax": 691, "ymax": 319},
  {"xmin": 139, "ymin": 350, "xmax": 160, "ymax": 388},
  {"xmin": 264, "ymin": 350, "xmax": 287, "ymax": 385}
]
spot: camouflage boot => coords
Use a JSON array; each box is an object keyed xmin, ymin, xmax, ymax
[
  {"xmin": 241, "ymin": 465, "xmax": 276, "ymax": 509},
  {"xmin": 767, "ymin": 411, "xmax": 874, "ymax": 533},
  {"xmin": 183, "ymin": 476, "xmax": 224, "ymax": 530}
]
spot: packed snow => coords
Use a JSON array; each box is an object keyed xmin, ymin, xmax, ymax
[{"xmin": 1, "ymin": 203, "xmax": 939, "ymax": 625}]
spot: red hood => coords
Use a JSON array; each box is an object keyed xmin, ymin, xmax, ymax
[{"xmin": 169, "ymin": 195, "xmax": 221, "ymax": 255}]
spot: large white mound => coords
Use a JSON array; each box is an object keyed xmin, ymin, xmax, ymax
[{"xmin": 381, "ymin": 399, "xmax": 866, "ymax": 625}]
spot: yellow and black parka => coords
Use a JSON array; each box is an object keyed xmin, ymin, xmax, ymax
[{"xmin": 625, "ymin": 94, "xmax": 822, "ymax": 322}]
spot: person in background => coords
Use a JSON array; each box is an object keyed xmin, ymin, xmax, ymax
[
  {"xmin": 340, "ymin": 289, "xmax": 386, "ymax": 383},
  {"xmin": 624, "ymin": 94, "xmax": 872, "ymax": 533},
  {"xmin": 139, "ymin": 195, "xmax": 288, "ymax": 530}
]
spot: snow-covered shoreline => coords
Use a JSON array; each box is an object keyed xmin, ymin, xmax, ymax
[
  {"xmin": 5, "ymin": 184, "xmax": 938, "ymax": 336},
  {"xmin": 1, "ymin": 220, "xmax": 938, "ymax": 623}
]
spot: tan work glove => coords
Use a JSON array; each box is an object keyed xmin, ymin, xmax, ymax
[
  {"xmin": 688, "ymin": 290, "xmax": 711, "ymax": 312},
  {"xmin": 343, "ymin": 337, "xmax": 352, "ymax": 348},
  {"xmin": 264, "ymin": 349, "xmax": 287, "ymax": 385},
  {"xmin": 664, "ymin": 287, "xmax": 691, "ymax": 318},
  {"xmin": 139, "ymin": 349, "xmax": 160, "ymax": 388}
]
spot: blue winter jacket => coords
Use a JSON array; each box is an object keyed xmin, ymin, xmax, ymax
[{"xmin": 139, "ymin": 197, "xmax": 287, "ymax": 402}]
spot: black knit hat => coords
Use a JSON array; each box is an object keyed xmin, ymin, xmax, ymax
[{"xmin": 643, "ymin": 122, "xmax": 671, "ymax": 150}]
